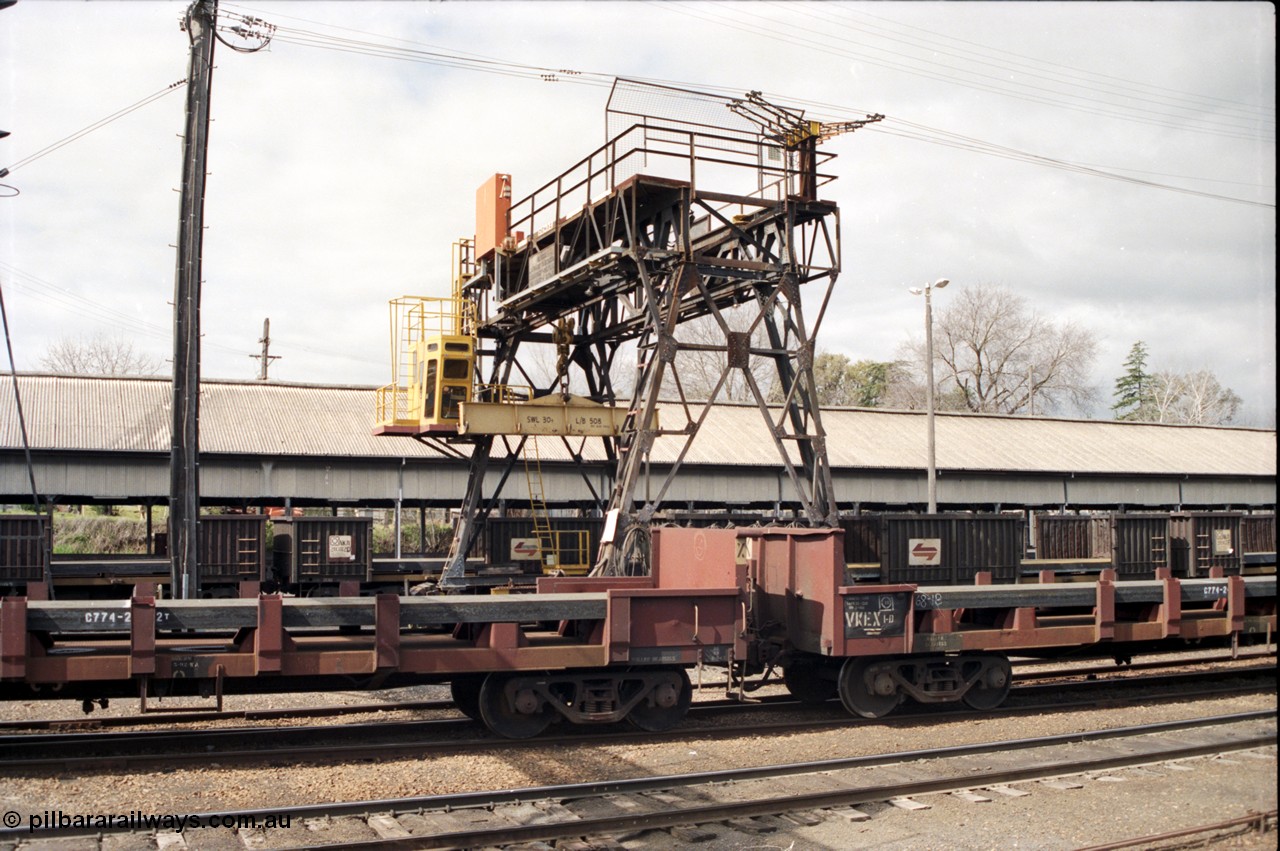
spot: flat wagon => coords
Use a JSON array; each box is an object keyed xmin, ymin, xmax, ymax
[{"xmin": 1, "ymin": 527, "xmax": 1272, "ymax": 738}]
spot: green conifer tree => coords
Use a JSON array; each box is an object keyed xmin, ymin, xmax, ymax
[{"xmin": 1112, "ymin": 341, "xmax": 1153, "ymax": 420}]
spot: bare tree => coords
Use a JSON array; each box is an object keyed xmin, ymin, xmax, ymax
[
  {"xmin": 40, "ymin": 333, "xmax": 161, "ymax": 376},
  {"xmin": 902, "ymin": 284, "xmax": 1099, "ymax": 415},
  {"xmin": 1148, "ymin": 369, "xmax": 1242, "ymax": 425},
  {"xmin": 1147, "ymin": 370, "xmax": 1183, "ymax": 423},
  {"xmin": 876, "ymin": 372, "xmax": 970, "ymax": 412},
  {"xmin": 673, "ymin": 306, "xmax": 775, "ymax": 402}
]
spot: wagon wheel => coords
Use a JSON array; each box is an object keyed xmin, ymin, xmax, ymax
[
  {"xmin": 961, "ymin": 655, "xmax": 1012, "ymax": 711},
  {"xmin": 838, "ymin": 657, "xmax": 900, "ymax": 719},
  {"xmin": 478, "ymin": 673, "xmax": 554, "ymax": 739},
  {"xmin": 627, "ymin": 668, "xmax": 692, "ymax": 732},
  {"xmin": 783, "ymin": 662, "xmax": 838, "ymax": 705},
  {"xmin": 449, "ymin": 674, "xmax": 486, "ymax": 722}
]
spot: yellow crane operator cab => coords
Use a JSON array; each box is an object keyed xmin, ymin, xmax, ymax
[{"xmin": 415, "ymin": 334, "xmax": 474, "ymax": 429}]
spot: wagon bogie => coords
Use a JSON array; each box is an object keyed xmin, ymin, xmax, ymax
[
  {"xmin": 832, "ymin": 652, "xmax": 1012, "ymax": 718},
  {"xmin": 473, "ymin": 667, "xmax": 693, "ymax": 738}
]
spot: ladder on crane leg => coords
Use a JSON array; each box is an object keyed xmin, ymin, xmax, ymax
[{"xmin": 523, "ymin": 436, "xmax": 558, "ymax": 572}]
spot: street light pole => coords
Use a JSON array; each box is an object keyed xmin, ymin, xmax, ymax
[{"xmin": 910, "ymin": 279, "xmax": 949, "ymax": 513}]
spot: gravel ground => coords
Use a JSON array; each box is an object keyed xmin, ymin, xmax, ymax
[
  {"xmin": 0, "ymin": 651, "xmax": 1274, "ymax": 849},
  {"xmin": 644, "ymin": 746, "xmax": 1278, "ymax": 851}
]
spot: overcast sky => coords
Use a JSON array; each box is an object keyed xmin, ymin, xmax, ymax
[{"xmin": 1, "ymin": 1, "xmax": 1274, "ymax": 426}]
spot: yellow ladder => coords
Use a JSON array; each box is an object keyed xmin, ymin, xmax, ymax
[
  {"xmin": 451, "ymin": 238, "xmax": 478, "ymax": 336},
  {"xmin": 523, "ymin": 436, "xmax": 558, "ymax": 571}
]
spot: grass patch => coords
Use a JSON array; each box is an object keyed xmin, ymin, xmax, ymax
[{"xmin": 53, "ymin": 514, "xmax": 152, "ymax": 555}]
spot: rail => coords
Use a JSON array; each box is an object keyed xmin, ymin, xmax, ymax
[
  {"xmin": 374, "ymin": 383, "xmax": 406, "ymax": 426},
  {"xmin": 544, "ymin": 528, "xmax": 591, "ymax": 575},
  {"xmin": 507, "ymin": 121, "xmax": 837, "ymax": 249},
  {"xmin": 473, "ymin": 383, "xmax": 532, "ymax": 403},
  {"xmin": 376, "ymin": 295, "xmax": 480, "ymax": 430}
]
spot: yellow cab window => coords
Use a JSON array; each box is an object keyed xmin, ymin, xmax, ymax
[
  {"xmin": 423, "ymin": 360, "xmax": 438, "ymax": 418},
  {"xmin": 441, "ymin": 386, "xmax": 468, "ymax": 420}
]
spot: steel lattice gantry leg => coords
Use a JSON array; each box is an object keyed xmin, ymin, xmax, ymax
[
  {"xmin": 452, "ymin": 173, "xmax": 842, "ymax": 580},
  {"xmin": 586, "ymin": 187, "xmax": 842, "ymax": 575},
  {"xmin": 436, "ymin": 326, "xmax": 617, "ymax": 588}
]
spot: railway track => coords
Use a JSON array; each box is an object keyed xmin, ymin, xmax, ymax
[
  {"xmin": 5, "ymin": 711, "xmax": 1274, "ymax": 848},
  {"xmin": 1077, "ymin": 810, "xmax": 1278, "ymax": 851},
  {"xmin": 0, "ymin": 647, "xmax": 1269, "ymax": 733},
  {"xmin": 1, "ymin": 662, "xmax": 1273, "ymax": 772},
  {"xmin": 1010, "ymin": 648, "xmax": 1276, "ymax": 680},
  {"xmin": 0, "ymin": 697, "xmax": 458, "ymax": 732}
]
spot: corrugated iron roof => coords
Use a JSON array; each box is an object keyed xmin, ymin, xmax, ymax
[{"xmin": 1, "ymin": 374, "xmax": 1274, "ymax": 477}]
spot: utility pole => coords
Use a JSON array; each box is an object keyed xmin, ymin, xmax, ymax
[
  {"xmin": 170, "ymin": 0, "xmax": 217, "ymax": 600},
  {"xmin": 910, "ymin": 278, "xmax": 950, "ymax": 514},
  {"xmin": 250, "ymin": 317, "xmax": 280, "ymax": 380}
]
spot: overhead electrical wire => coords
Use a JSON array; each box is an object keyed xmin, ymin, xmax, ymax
[
  {"xmin": 727, "ymin": 0, "xmax": 1276, "ymax": 136},
  {"xmin": 228, "ymin": 1, "xmax": 1277, "ymax": 159},
  {"xmin": 0, "ymin": 262, "xmax": 173, "ymax": 343},
  {"xmin": 0, "ymin": 260, "xmax": 384, "ymax": 370},
  {"xmin": 221, "ymin": 1, "xmax": 594, "ymax": 82},
  {"xmin": 7, "ymin": 5, "xmax": 1270, "ymax": 201},
  {"xmin": 4, "ymin": 2, "xmax": 1272, "ymax": 366},
  {"xmin": 830, "ymin": 3, "xmax": 1275, "ymax": 120},
  {"xmin": 655, "ymin": 0, "xmax": 1272, "ymax": 143},
  {"xmin": 225, "ymin": 0, "xmax": 1274, "ymax": 140},
  {"xmin": 734, "ymin": 91, "xmax": 1274, "ymax": 206},
  {"xmin": 0, "ymin": 80, "xmax": 188, "ymax": 175},
  {"xmin": 778, "ymin": 2, "xmax": 1274, "ymax": 130},
  {"xmin": 217, "ymin": 4, "xmax": 1273, "ymax": 209},
  {"xmin": 744, "ymin": 90, "xmax": 1273, "ymax": 192},
  {"xmin": 868, "ymin": 120, "xmax": 1272, "ymax": 207}
]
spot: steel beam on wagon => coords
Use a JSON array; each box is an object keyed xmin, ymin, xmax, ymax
[
  {"xmin": 904, "ymin": 576, "xmax": 1275, "ymax": 612},
  {"xmin": 18, "ymin": 593, "xmax": 611, "ymax": 635}
]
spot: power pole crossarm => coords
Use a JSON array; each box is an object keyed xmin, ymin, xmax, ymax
[
  {"xmin": 816, "ymin": 114, "xmax": 885, "ymax": 143},
  {"xmin": 250, "ymin": 317, "xmax": 280, "ymax": 380}
]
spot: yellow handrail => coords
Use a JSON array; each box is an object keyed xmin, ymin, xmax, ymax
[
  {"xmin": 547, "ymin": 529, "xmax": 591, "ymax": 575},
  {"xmin": 475, "ymin": 383, "xmax": 533, "ymax": 404}
]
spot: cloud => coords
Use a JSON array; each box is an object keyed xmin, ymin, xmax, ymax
[{"xmin": 2, "ymin": 1, "xmax": 1274, "ymax": 427}]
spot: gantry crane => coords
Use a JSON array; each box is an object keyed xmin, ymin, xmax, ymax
[{"xmin": 375, "ymin": 82, "xmax": 880, "ymax": 585}]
